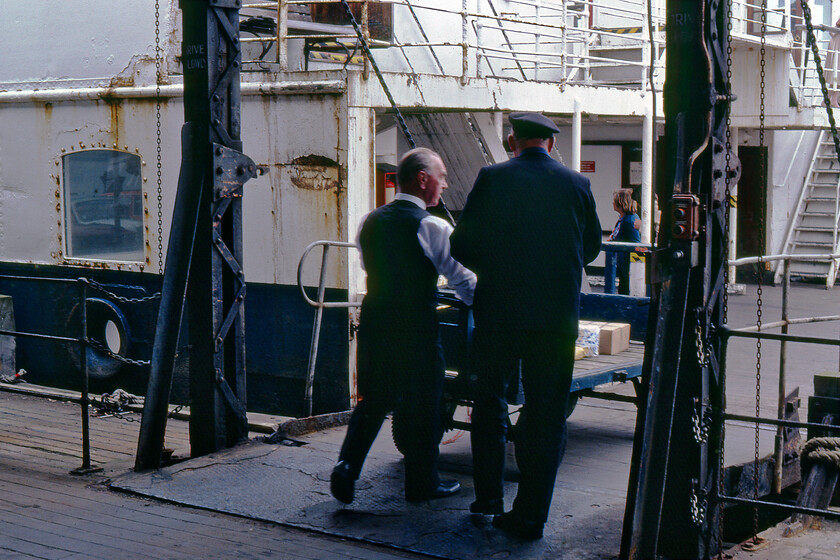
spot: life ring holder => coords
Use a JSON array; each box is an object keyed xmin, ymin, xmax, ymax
[{"xmin": 67, "ymin": 297, "xmax": 131, "ymax": 380}]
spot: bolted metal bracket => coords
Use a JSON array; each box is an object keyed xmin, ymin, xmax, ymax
[{"xmin": 212, "ymin": 143, "xmax": 257, "ymax": 201}]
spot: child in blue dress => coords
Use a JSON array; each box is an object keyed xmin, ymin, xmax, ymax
[{"xmin": 608, "ymin": 189, "xmax": 641, "ymax": 295}]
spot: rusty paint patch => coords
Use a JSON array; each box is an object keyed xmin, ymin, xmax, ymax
[
  {"xmin": 289, "ymin": 156, "xmax": 340, "ymax": 192},
  {"xmin": 291, "ymin": 155, "xmax": 339, "ymax": 167}
]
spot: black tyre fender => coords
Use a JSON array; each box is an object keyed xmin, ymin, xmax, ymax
[{"xmin": 67, "ymin": 297, "xmax": 130, "ymax": 379}]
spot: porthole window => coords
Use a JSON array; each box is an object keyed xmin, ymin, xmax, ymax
[{"xmin": 62, "ymin": 150, "xmax": 144, "ymax": 261}]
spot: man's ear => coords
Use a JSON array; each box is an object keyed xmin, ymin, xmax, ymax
[
  {"xmin": 547, "ymin": 137, "xmax": 555, "ymax": 152},
  {"xmin": 417, "ymin": 170, "xmax": 428, "ymax": 190}
]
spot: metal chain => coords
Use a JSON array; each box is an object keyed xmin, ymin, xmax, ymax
[
  {"xmin": 723, "ymin": 0, "xmax": 733, "ymax": 326},
  {"xmin": 719, "ymin": 2, "xmax": 734, "ymax": 555},
  {"xmin": 690, "ymin": 479, "xmax": 707, "ymax": 527},
  {"xmin": 692, "ymin": 399, "xmax": 711, "ymax": 444},
  {"xmin": 337, "ymin": 0, "xmax": 455, "ymax": 225},
  {"xmin": 155, "ymin": 0, "xmax": 164, "ymax": 274},
  {"xmin": 89, "ymin": 392, "xmax": 185, "ymax": 423},
  {"xmin": 695, "ymin": 310, "xmax": 710, "ymax": 367},
  {"xmin": 753, "ymin": 0, "xmax": 767, "ymax": 543},
  {"xmin": 79, "ymin": 278, "xmax": 161, "ymax": 304},
  {"xmin": 85, "ymin": 337, "xmax": 151, "ymax": 367},
  {"xmin": 801, "ymin": 0, "xmax": 840, "ymax": 160}
]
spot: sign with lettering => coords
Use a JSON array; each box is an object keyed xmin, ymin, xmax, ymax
[{"xmin": 581, "ymin": 161, "xmax": 596, "ymax": 173}]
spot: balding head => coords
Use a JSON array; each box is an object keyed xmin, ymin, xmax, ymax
[{"xmin": 396, "ymin": 147, "xmax": 448, "ymax": 208}]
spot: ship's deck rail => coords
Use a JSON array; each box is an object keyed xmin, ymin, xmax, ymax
[{"xmin": 237, "ymin": 1, "xmax": 840, "ymax": 109}]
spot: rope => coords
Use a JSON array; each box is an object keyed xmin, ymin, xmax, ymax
[{"xmin": 801, "ymin": 437, "xmax": 840, "ymax": 468}]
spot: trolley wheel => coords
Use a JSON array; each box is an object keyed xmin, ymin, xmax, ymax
[
  {"xmin": 565, "ymin": 394, "xmax": 579, "ymax": 419},
  {"xmin": 391, "ymin": 398, "xmax": 452, "ymax": 456}
]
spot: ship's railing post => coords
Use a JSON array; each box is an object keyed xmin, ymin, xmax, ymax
[{"xmin": 277, "ymin": 0, "xmax": 288, "ymax": 69}]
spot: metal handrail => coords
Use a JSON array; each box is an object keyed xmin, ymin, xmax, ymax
[
  {"xmin": 297, "ymin": 240, "xmax": 361, "ymax": 417},
  {"xmin": 241, "ymin": 0, "xmax": 667, "ymax": 88},
  {"xmin": 725, "ymin": 253, "xmax": 840, "ymax": 495}
]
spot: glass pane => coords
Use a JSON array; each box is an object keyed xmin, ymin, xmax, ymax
[{"xmin": 62, "ymin": 150, "xmax": 144, "ymax": 262}]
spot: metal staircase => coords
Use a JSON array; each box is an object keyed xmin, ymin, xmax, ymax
[{"xmin": 775, "ymin": 129, "xmax": 840, "ymax": 285}]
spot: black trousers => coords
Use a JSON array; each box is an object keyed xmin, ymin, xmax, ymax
[
  {"xmin": 470, "ymin": 327, "xmax": 575, "ymax": 524},
  {"xmin": 337, "ymin": 324, "xmax": 445, "ymax": 494}
]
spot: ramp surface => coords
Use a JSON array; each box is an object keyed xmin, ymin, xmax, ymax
[{"xmin": 113, "ymin": 418, "xmax": 628, "ymax": 560}]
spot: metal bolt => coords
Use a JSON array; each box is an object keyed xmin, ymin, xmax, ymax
[{"xmin": 673, "ymin": 250, "xmax": 685, "ymax": 260}]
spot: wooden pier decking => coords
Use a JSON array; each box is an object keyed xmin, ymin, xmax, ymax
[{"xmin": 0, "ymin": 390, "xmax": 423, "ymax": 560}]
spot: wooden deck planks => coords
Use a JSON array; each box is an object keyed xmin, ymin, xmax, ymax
[{"xmin": 0, "ymin": 389, "xmax": 424, "ymax": 560}]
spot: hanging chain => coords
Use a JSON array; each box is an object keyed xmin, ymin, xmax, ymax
[
  {"xmin": 695, "ymin": 309, "xmax": 710, "ymax": 367},
  {"xmin": 690, "ymin": 479, "xmax": 707, "ymax": 527},
  {"xmin": 801, "ymin": 0, "xmax": 840, "ymax": 160},
  {"xmin": 692, "ymin": 398, "xmax": 711, "ymax": 444},
  {"xmin": 752, "ymin": 0, "xmax": 768, "ymax": 543},
  {"xmin": 722, "ymin": 0, "xmax": 733, "ymax": 324},
  {"xmin": 155, "ymin": 0, "xmax": 164, "ymax": 274},
  {"xmin": 718, "ymin": 2, "xmax": 734, "ymax": 555},
  {"xmin": 338, "ymin": 0, "xmax": 455, "ymax": 225}
]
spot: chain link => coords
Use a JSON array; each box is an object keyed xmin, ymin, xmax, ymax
[
  {"xmin": 155, "ymin": 0, "xmax": 164, "ymax": 274},
  {"xmin": 753, "ymin": 1, "xmax": 767, "ymax": 542},
  {"xmin": 89, "ymin": 390, "xmax": 186, "ymax": 423},
  {"xmin": 801, "ymin": 0, "xmax": 840, "ymax": 159},
  {"xmin": 695, "ymin": 309, "xmax": 710, "ymax": 367},
  {"xmin": 718, "ymin": 3, "xmax": 734, "ymax": 554},
  {"xmin": 692, "ymin": 402, "xmax": 711, "ymax": 445},
  {"xmin": 79, "ymin": 278, "xmax": 161, "ymax": 304},
  {"xmin": 690, "ymin": 480, "xmax": 707, "ymax": 527},
  {"xmin": 85, "ymin": 337, "xmax": 151, "ymax": 367}
]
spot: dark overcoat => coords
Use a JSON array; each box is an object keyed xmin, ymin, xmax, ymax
[{"xmin": 450, "ymin": 148, "xmax": 601, "ymax": 336}]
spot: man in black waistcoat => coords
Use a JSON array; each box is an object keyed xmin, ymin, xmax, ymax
[
  {"xmin": 330, "ymin": 147, "xmax": 475, "ymax": 504},
  {"xmin": 450, "ymin": 112, "xmax": 601, "ymax": 539}
]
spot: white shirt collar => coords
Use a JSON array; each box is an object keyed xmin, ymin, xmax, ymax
[{"xmin": 395, "ymin": 192, "xmax": 426, "ymax": 209}]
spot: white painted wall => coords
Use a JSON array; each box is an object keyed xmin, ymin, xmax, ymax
[{"xmin": 0, "ymin": 0, "xmax": 178, "ymax": 90}]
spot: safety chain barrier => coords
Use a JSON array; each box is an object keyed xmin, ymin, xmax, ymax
[
  {"xmin": 0, "ymin": 274, "xmax": 164, "ymax": 471},
  {"xmin": 85, "ymin": 337, "xmax": 151, "ymax": 368},
  {"xmin": 80, "ymin": 277, "xmax": 162, "ymax": 304}
]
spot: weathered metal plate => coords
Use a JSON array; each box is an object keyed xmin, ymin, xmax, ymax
[{"xmin": 113, "ymin": 420, "xmax": 628, "ymax": 560}]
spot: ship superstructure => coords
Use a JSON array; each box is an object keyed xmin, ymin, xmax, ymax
[{"xmin": 0, "ymin": 0, "xmax": 839, "ymax": 416}]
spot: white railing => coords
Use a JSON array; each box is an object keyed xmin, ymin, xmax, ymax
[
  {"xmin": 240, "ymin": 0, "xmax": 667, "ymax": 91},
  {"xmin": 238, "ymin": 1, "xmax": 840, "ymax": 105},
  {"xmin": 727, "ymin": 1, "xmax": 840, "ymax": 109}
]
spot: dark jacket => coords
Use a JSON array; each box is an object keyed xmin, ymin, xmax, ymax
[{"xmin": 450, "ymin": 148, "xmax": 601, "ymax": 336}]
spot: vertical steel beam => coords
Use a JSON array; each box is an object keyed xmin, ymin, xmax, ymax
[
  {"xmin": 183, "ymin": 0, "xmax": 254, "ymax": 456},
  {"xmin": 136, "ymin": 0, "xmax": 255, "ymax": 469},
  {"xmin": 621, "ymin": 1, "xmax": 735, "ymax": 558}
]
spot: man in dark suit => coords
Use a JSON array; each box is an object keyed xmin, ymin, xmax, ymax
[
  {"xmin": 330, "ymin": 147, "xmax": 475, "ymax": 504},
  {"xmin": 450, "ymin": 113, "xmax": 601, "ymax": 539}
]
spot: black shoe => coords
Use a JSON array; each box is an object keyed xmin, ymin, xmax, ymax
[
  {"xmin": 492, "ymin": 511, "xmax": 544, "ymax": 540},
  {"xmin": 330, "ymin": 461, "xmax": 355, "ymax": 504},
  {"xmin": 470, "ymin": 498, "xmax": 504, "ymax": 515},
  {"xmin": 405, "ymin": 479, "xmax": 461, "ymax": 502}
]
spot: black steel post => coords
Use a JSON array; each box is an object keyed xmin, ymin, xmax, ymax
[
  {"xmin": 135, "ymin": 124, "xmax": 203, "ymax": 471},
  {"xmin": 181, "ymin": 0, "xmax": 254, "ymax": 457},
  {"xmin": 621, "ymin": 1, "xmax": 734, "ymax": 558}
]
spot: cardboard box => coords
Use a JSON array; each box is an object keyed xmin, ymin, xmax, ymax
[
  {"xmin": 599, "ymin": 322, "xmax": 630, "ymax": 355},
  {"xmin": 578, "ymin": 320, "xmax": 631, "ymax": 355}
]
